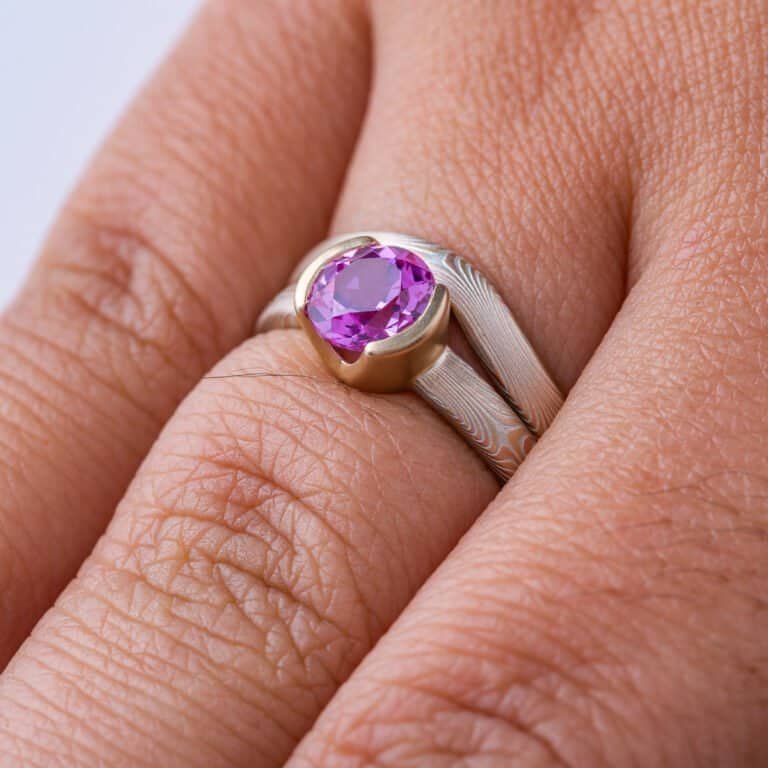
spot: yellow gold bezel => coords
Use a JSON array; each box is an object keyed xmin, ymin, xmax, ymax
[{"xmin": 294, "ymin": 236, "xmax": 450, "ymax": 393}]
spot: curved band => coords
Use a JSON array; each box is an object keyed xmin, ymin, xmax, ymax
[{"xmin": 256, "ymin": 232, "xmax": 563, "ymax": 481}]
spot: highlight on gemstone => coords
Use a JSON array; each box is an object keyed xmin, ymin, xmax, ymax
[{"xmin": 304, "ymin": 243, "xmax": 436, "ymax": 353}]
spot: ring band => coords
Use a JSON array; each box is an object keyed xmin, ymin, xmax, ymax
[{"xmin": 256, "ymin": 232, "xmax": 563, "ymax": 481}]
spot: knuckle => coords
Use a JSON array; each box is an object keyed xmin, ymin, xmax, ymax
[
  {"xmin": 84, "ymin": 333, "xmax": 408, "ymax": 686},
  {"xmin": 326, "ymin": 601, "xmax": 609, "ymax": 767},
  {"xmin": 300, "ymin": 657, "xmax": 584, "ymax": 767},
  {"xmin": 37, "ymin": 201, "xmax": 225, "ymax": 387}
]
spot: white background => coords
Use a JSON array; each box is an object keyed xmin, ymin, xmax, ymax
[{"xmin": 0, "ymin": 1, "xmax": 199, "ymax": 309}]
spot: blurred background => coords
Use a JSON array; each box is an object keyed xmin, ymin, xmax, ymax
[{"xmin": 0, "ymin": 0, "xmax": 199, "ymax": 309}]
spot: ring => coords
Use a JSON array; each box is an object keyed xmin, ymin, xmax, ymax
[{"xmin": 256, "ymin": 232, "xmax": 563, "ymax": 481}]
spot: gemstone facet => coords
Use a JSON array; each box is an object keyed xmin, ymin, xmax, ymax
[{"xmin": 305, "ymin": 244, "xmax": 436, "ymax": 353}]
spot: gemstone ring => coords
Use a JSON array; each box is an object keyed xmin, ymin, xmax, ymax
[{"xmin": 256, "ymin": 232, "xmax": 563, "ymax": 481}]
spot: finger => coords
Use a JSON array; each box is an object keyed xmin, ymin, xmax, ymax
[
  {"xmin": 288, "ymin": 8, "xmax": 768, "ymax": 765},
  {"xmin": 0, "ymin": 1, "xmax": 638, "ymax": 764},
  {"xmin": 291, "ymin": 243, "xmax": 768, "ymax": 768},
  {"xmin": 0, "ymin": 0, "xmax": 369, "ymax": 663},
  {"xmin": 0, "ymin": 331, "xmax": 497, "ymax": 768},
  {"xmin": 333, "ymin": 0, "xmax": 631, "ymax": 388}
]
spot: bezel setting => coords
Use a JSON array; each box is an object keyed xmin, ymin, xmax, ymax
[{"xmin": 294, "ymin": 235, "xmax": 450, "ymax": 393}]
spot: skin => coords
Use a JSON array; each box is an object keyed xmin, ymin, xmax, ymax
[{"xmin": 0, "ymin": 0, "xmax": 766, "ymax": 765}]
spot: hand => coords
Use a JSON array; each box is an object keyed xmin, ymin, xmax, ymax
[{"xmin": 0, "ymin": 1, "xmax": 766, "ymax": 765}]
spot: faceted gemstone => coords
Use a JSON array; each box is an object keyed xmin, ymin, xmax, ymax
[{"xmin": 305, "ymin": 244, "xmax": 436, "ymax": 352}]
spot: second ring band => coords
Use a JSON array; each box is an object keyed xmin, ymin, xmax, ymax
[{"xmin": 256, "ymin": 232, "xmax": 563, "ymax": 481}]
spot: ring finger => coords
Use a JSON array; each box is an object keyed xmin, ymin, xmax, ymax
[{"xmin": 0, "ymin": 0, "xmax": 370, "ymax": 665}]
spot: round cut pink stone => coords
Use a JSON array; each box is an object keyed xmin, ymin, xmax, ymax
[{"xmin": 305, "ymin": 244, "xmax": 436, "ymax": 352}]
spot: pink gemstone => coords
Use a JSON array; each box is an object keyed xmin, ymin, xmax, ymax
[{"xmin": 305, "ymin": 244, "xmax": 436, "ymax": 352}]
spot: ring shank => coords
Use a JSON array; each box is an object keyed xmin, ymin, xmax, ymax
[
  {"xmin": 412, "ymin": 347, "xmax": 535, "ymax": 480},
  {"xmin": 256, "ymin": 286, "xmax": 295, "ymax": 332},
  {"xmin": 429, "ymin": 252, "xmax": 562, "ymax": 436}
]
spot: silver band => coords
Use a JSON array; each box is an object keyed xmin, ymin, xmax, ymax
[
  {"xmin": 256, "ymin": 232, "xmax": 563, "ymax": 481},
  {"xmin": 412, "ymin": 347, "xmax": 536, "ymax": 479}
]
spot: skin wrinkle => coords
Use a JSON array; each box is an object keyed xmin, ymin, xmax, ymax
[
  {"xmin": 137, "ymin": 399, "xmax": 387, "ymax": 635},
  {"xmin": 21, "ymin": 652, "xmax": 172, "ymax": 766},
  {"xmin": 305, "ymin": 690, "xmax": 562, "ymax": 768},
  {"xmin": 59, "ymin": 579, "xmax": 299, "ymax": 735},
  {"xmin": 9, "ymin": 673, "xmax": 147, "ymax": 768},
  {"xmin": 36, "ymin": 626, "xmax": 249, "ymax": 763},
  {"xmin": 0, "ymin": 360, "xmax": 106, "ymax": 454},
  {"xmin": 0, "ymin": 735, "xmax": 61, "ymax": 768},
  {"xmin": 296, "ymin": 520, "xmax": 648, "ymax": 764},
  {"xmin": 170, "ymin": 407, "xmax": 390, "ymax": 579},
  {"xmin": 53, "ymin": 177, "xmax": 233, "ymax": 353},
  {"xmin": 121, "ymin": 320, "xmax": 480, "ymax": 760},
  {"xmin": 405, "ymin": 685, "xmax": 574, "ymax": 768},
  {"xmin": 211, "ymin": 366, "xmax": 466, "ymax": 595},
  {"xmin": 229, "ymin": 379, "xmax": 396, "ymax": 492},
  {"xmin": 51, "ymin": 260, "xmax": 213, "ymax": 396},
  {"xmin": 59, "ymin": 583, "xmax": 302, "ymax": 765},
  {"xmin": 405, "ymin": 611, "xmax": 623, "ymax": 737},
  {"xmin": 326, "ymin": 610, "xmax": 608, "ymax": 767},
  {"xmin": 0, "ymin": 338, "xmax": 133, "ymax": 606},
  {"xmin": 0, "ymin": 319, "xmax": 162, "ymax": 443},
  {"xmin": 1, "ymin": 704, "xmax": 102, "ymax": 768},
  {"xmin": 0, "ymin": 342, "xmax": 144, "ymax": 498},
  {"xmin": 134, "ymin": 502, "xmax": 356, "ymax": 646},
  {"xmin": 123, "ymin": 515, "xmax": 321, "ymax": 648},
  {"xmin": 0, "ymin": 386, "xmax": 69, "ymax": 468}
]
